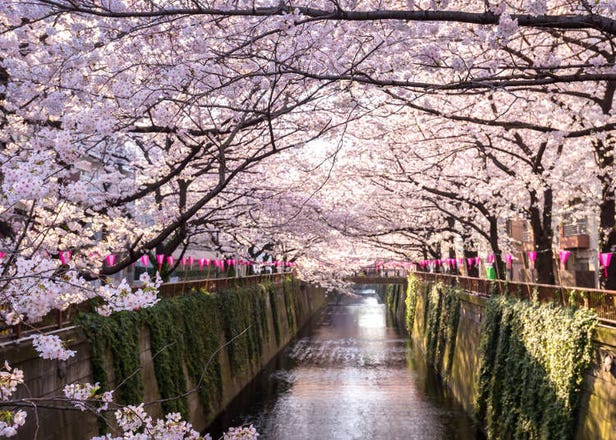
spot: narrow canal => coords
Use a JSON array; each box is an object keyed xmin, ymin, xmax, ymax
[{"xmin": 208, "ymin": 292, "xmax": 481, "ymax": 439}]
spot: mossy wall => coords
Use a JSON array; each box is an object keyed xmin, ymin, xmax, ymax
[
  {"xmin": 0, "ymin": 278, "xmax": 326, "ymax": 439},
  {"xmin": 387, "ymin": 275, "xmax": 615, "ymax": 440}
]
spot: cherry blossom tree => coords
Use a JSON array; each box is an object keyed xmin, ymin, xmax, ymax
[{"xmin": 0, "ymin": 0, "xmax": 615, "ymax": 436}]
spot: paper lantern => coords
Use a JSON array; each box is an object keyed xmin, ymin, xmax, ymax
[
  {"xmin": 156, "ymin": 254, "xmax": 165, "ymax": 270},
  {"xmin": 140, "ymin": 255, "xmax": 149, "ymax": 266},
  {"xmin": 105, "ymin": 254, "xmax": 117, "ymax": 266},
  {"xmin": 505, "ymin": 254, "xmax": 513, "ymax": 269},
  {"xmin": 527, "ymin": 251, "xmax": 537, "ymax": 269},
  {"xmin": 559, "ymin": 250, "xmax": 571, "ymax": 268},
  {"xmin": 599, "ymin": 252, "xmax": 613, "ymax": 278},
  {"xmin": 59, "ymin": 251, "xmax": 72, "ymax": 265}
]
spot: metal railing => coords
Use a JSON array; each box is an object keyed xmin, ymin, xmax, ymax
[
  {"xmin": 0, "ymin": 273, "xmax": 287, "ymax": 341},
  {"xmin": 355, "ymin": 269, "xmax": 616, "ymax": 326},
  {"xmin": 411, "ymin": 272, "xmax": 616, "ymax": 325},
  {"xmin": 158, "ymin": 273, "xmax": 286, "ymax": 297}
]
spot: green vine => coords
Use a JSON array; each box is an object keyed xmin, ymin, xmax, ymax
[
  {"xmin": 475, "ymin": 295, "xmax": 597, "ymax": 439},
  {"xmin": 268, "ymin": 283, "xmax": 282, "ymax": 345},
  {"xmin": 76, "ymin": 311, "xmax": 144, "ymax": 405},
  {"xmin": 404, "ymin": 277, "xmax": 418, "ymax": 333},
  {"xmin": 74, "ymin": 279, "xmax": 300, "ymax": 431},
  {"xmin": 424, "ymin": 282, "xmax": 461, "ymax": 373},
  {"xmin": 390, "ymin": 275, "xmax": 597, "ymax": 439}
]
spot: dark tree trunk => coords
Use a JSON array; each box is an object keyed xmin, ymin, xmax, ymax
[
  {"xmin": 487, "ymin": 216, "xmax": 505, "ymax": 279},
  {"xmin": 597, "ymin": 137, "xmax": 616, "ymax": 289},
  {"xmin": 463, "ymin": 249, "xmax": 479, "ymax": 277},
  {"xmin": 528, "ymin": 188, "xmax": 556, "ymax": 285},
  {"xmin": 597, "ymin": 82, "xmax": 616, "ymax": 289}
]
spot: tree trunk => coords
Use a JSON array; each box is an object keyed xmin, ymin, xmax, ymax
[
  {"xmin": 488, "ymin": 216, "xmax": 505, "ymax": 279},
  {"xmin": 528, "ymin": 188, "xmax": 556, "ymax": 285},
  {"xmin": 463, "ymin": 249, "xmax": 479, "ymax": 277},
  {"xmin": 597, "ymin": 82, "xmax": 615, "ymax": 288},
  {"xmin": 597, "ymin": 137, "xmax": 616, "ymax": 289}
]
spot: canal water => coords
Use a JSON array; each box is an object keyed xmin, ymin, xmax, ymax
[{"xmin": 207, "ymin": 293, "xmax": 482, "ymax": 439}]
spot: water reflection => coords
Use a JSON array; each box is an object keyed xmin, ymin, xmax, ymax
[{"xmin": 208, "ymin": 294, "xmax": 480, "ymax": 440}]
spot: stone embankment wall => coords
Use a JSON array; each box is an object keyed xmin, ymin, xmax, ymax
[
  {"xmin": 383, "ymin": 278, "xmax": 615, "ymax": 440},
  {"xmin": 0, "ymin": 278, "xmax": 326, "ymax": 440}
]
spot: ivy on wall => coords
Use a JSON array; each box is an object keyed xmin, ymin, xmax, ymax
[
  {"xmin": 475, "ymin": 296, "xmax": 596, "ymax": 440},
  {"xmin": 423, "ymin": 282, "xmax": 461, "ymax": 373},
  {"xmin": 75, "ymin": 277, "xmax": 300, "ymax": 429},
  {"xmin": 382, "ymin": 284, "xmax": 403, "ymax": 326},
  {"xmin": 75, "ymin": 311, "xmax": 144, "ymax": 405},
  {"xmin": 404, "ymin": 276, "xmax": 423, "ymax": 333},
  {"xmin": 396, "ymin": 274, "xmax": 598, "ymax": 440}
]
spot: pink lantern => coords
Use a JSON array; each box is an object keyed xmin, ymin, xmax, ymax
[
  {"xmin": 0, "ymin": 252, "xmax": 5, "ymax": 259},
  {"xmin": 527, "ymin": 251, "xmax": 537, "ymax": 269},
  {"xmin": 198, "ymin": 258, "xmax": 206, "ymax": 271},
  {"xmin": 140, "ymin": 255, "xmax": 150, "ymax": 266},
  {"xmin": 105, "ymin": 254, "xmax": 117, "ymax": 266},
  {"xmin": 466, "ymin": 258, "xmax": 474, "ymax": 267},
  {"xmin": 474, "ymin": 256, "xmax": 481, "ymax": 265},
  {"xmin": 219, "ymin": 260, "xmax": 225, "ymax": 269},
  {"xmin": 457, "ymin": 258, "xmax": 464, "ymax": 266},
  {"xmin": 559, "ymin": 250, "xmax": 571, "ymax": 268},
  {"xmin": 599, "ymin": 252, "xmax": 613, "ymax": 278},
  {"xmin": 505, "ymin": 254, "xmax": 513, "ymax": 269},
  {"xmin": 59, "ymin": 251, "xmax": 72, "ymax": 265},
  {"xmin": 156, "ymin": 254, "xmax": 165, "ymax": 270},
  {"xmin": 180, "ymin": 257, "xmax": 187, "ymax": 267},
  {"xmin": 166, "ymin": 256, "xmax": 175, "ymax": 266},
  {"xmin": 487, "ymin": 254, "xmax": 495, "ymax": 264},
  {"xmin": 187, "ymin": 256, "xmax": 194, "ymax": 267}
]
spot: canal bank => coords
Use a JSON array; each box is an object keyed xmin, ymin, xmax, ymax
[
  {"xmin": 383, "ymin": 276, "xmax": 616, "ymax": 440},
  {"xmin": 0, "ymin": 277, "xmax": 326, "ymax": 440},
  {"xmin": 207, "ymin": 292, "xmax": 481, "ymax": 439}
]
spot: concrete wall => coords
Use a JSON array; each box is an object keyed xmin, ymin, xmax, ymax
[
  {"xmin": 0, "ymin": 280, "xmax": 326, "ymax": 440},
  {"xmin": 576, "ymin": 325, "xmax": 616, "ymax": 440},
  {"xmin": 387, "ymin": 283, "xmax": 616, "ymax": 440},
  {"xmin": 0, "ymin": 326, "xmax": 99, "ymax": 440}
]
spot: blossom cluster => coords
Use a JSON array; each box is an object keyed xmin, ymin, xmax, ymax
[
  {"xmin": 223, "ymin": 425, "xmax": 259, "ymax": 440},
  {"xmin": 91, "ymin": 405, "xmax": 202, "ymax": 440},
  {"xmin": 96, "ymin": 272, "xmax": 162, "ymax": 317},
  {"xmin": 63, "ymin": 382, "xmax": 113, "ymax": 412},
  {"xmin": 31, "ymin": 334, "xmax": 76, "ymax": 361},
  {"xmin": 0, "ymin": 362, "xmax": 26, "ymax": 437}
]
